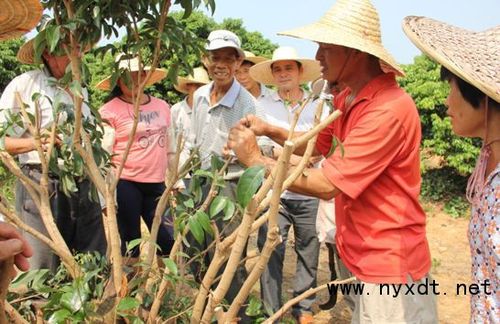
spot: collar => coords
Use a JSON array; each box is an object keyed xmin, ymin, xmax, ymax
[
  {"xmin": 271, "ymin": 88, "xmax": 309, "ymax": 103},
  {"xmin": 259, "ymin": 83, "xmax": 271, "ymax": 98},
  {"xmin": 199, "ymin": 78, "xmax": 241, "ymax": 109}
]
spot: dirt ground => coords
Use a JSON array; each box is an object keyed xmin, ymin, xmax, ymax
[{"xmin": 249, "ymin": 202, "xmax": 471, "ymax": 323}]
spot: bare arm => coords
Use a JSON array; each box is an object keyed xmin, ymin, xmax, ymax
[
  {"xmin": 241, "ymin": 115, "xmax": 321, "ymax": 156},
  {"xmin": 227, "ymin": 124, "xmax": 340, "ymax": 200},
  {"xmin": 4, "ymin": 137, "xmax": 37, "ymax": 155}
]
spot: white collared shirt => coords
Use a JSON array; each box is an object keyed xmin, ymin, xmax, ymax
[
  {"xmin": 0, "ymin": 68, "xmax": 91, "ymax": 165},
  {"xmin": 259, "ymin": 89, "xmax": 328, "ymax": 200}
]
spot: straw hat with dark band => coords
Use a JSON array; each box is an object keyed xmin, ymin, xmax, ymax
[
  {"xmin": 277, "ymin": 0, "xmax": 404, "ymax": 77},
  {"xmin": 95, "ymin": 57, "xmax": 167, "ymax": 91},
  {"xmin": 0, "ymin": 0, "xmax": 43, "ymax": 41},
  {"xmin": 249, "ymin": 46, "xmax": 321, "ymax": 86},
  {"xmin": 403, "ymin": 16, "xmax": 500, "ymax": 103},
  {"xmin": 174, "ymin": 67, "xmax": 210, "ymax": 94}
]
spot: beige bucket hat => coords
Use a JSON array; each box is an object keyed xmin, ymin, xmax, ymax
[
  {"xmin": 174, "ymin": 67, "xmax": 210, "ymax": 94},
  {"xmin": 249, "ymin": 46, "xmax": 321, "ymax": 86},
  {"xmin": 278, "ymin": 0, "xmax": 404, "ymax": 77},
  {"xmin": 403, "ymin": 16, "xmax": 499, "ymax": 103},
  {"xmin": 0, "ymin": 0, "xmax": 43, "ymax": 41},
  {"xmin": 95, "ymin": 56, "xmax": 167, "ymax": 91},
  {"xmin": 242, "ymin": 51, "xmax": 267, "ymax": 65}
]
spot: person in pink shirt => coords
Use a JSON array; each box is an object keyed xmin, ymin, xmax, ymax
[{"xmin": 96, "ymin": 56, "xmax": 174, "ymax": 261}]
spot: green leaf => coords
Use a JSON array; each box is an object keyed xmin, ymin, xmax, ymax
[
  {"xmin": 195, "ymin": 210, "xmax": 212, "ymax": 236},
  {"xmin": 223, "ymin": 200, "xmax": 236, "ymax": 221},
  {"xmin": 183, "ymin": 198, "xmax": 194, "ymax": 209},
  {"xmin": 245, "ymin": 295, "xmax": 263, "ymax": 317},
  {"xmin": 126, "ymin": 238, "xmax": 142, "ymax": 252},
  {"xmin": 193, "ymin": 169, "xmax": 214, "ymax": 179},
  {"xmin": 117, "ymin": 297, "xmax": 140, "ymax": 312},
  {"xmin": 188, "ymin": 215, "xmax": 204, "ymax": 245},
  {"xmin": 210, "ymin": 155, "xmax": 224, "ymax": 171},
  {"xmin": 162, "ymin": 258, "xmax": 178, "ymax": 276},
  {"xmin": 69, "ymin": 80, "xmax": 84, "ymax": 99},
  {"xmin": 209, "ymin": 195, "xmax": 228, "ymax": 218},
  {"xmin": 236, "ymin": 165, "xmax": 265, "ymax": 208},
  {"xmin": 46, "ymin": 25, "xmax": 61, "ymax": 53},
  {"xmin": 47, "ymin": 309, "xmax": 71, "ymax": 324}
]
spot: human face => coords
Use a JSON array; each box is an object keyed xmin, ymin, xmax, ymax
[
  {"xmin": 205, "ymin": 47, "xmax": 242, "ymax": 86},
  {"xmin": 271, "ymin": 60, "xmax": 302, "ymax": 91},
  {"xmin": 235, "ymin": 62, "xmax": 258, "ymax": 91},
  {"xmin": 185, "ymin": 83, "xmax": 204, "ymax": 96},
  {"xmin": 445, "ymin": 78, "xmax": 485, "ymax": 138},
  {"xmin": 315, "ymin": 42, "xmax": 352, "ymax": 83},
  {"xmin": 42, "ymin": 51, "xmax": 71, "ymax": 79},
  {"xmin": 118, "ymin": 71, "xmax": 148, "ymax": 97}
]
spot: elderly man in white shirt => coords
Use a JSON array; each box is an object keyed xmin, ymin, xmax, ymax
[
  {"xmin": 249, "ymin": 46, "xmax": 325, "ymax": 323},
  {"xmin": 0, "ymin": 25, "xmax": 107, "ymax": 271}
]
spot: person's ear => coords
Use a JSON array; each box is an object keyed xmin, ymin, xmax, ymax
[{"xmin": 201, "ymin": 56, "xmax": 210, "ymax": 68}]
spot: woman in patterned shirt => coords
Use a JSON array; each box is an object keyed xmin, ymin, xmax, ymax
[{"xmin": 403, "ymin": 17, "xmax": 500, "ymax": 322}]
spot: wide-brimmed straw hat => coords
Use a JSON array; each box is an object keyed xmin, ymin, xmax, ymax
[
  {"xmin": 95, "ymin": 56, "xmax": 167, "ymax": 91},
  {"xmin": 174, "ymin": 67, "xmax": 210, "ymax": 94},
  {"xmin": 17, "ymin": 18, "xmax": 96, "ymax": 64},
  {"xmin": 249, "ymin": 46, "xmax": 321, "ymax": 86},
  {"xmin": 0, "ymin": 0, "xmax": 43, "ymax": 41},
  {"xmin": 278, "ymin": 0, "xmax": 404, "ymax": 77},
  {"xmin": 242, "ymin": 51, "xmax": 267, "ymax": 65},
  {"xmin": 403, "ymin": 16, "xmax": 500, "ymax": 103}
]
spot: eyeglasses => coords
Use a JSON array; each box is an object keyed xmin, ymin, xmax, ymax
[{"xmin": 206, "ymin": 54, "xmax": 238, "ymax": 65}]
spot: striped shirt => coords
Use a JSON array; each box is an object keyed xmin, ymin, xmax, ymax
[{"xmin": 187, "ymin": 78, "xmax": 268, "ymax": 179}]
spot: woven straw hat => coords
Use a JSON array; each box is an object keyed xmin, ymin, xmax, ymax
[
  {"xmin": 403, "ymin": 16, "xmax": 499, "ymax": 103},
  {"xmin": 174, "ymin": 67, "xmax": 210, "ymax": 94},
  {"xmin": 95, "ymin": 56, "xmax": 167, "ymax": 91},
  {"xmin": 242, "ymin": 51, "xmax": 267, "ymax": 65},
  {"xmin": 17, "ymin": 19, "xmax": 95, "ymax": 64},
  {"xmin": 278, "ymin": 0, "xmax": 404, "ymax": 77},
  {"xmin": 249, "ymin": 46, "xmax": 321, "ymax": 86},
  {"xmin": 0, "ymin": 0, "xmax": 42, "ymax": 41}
]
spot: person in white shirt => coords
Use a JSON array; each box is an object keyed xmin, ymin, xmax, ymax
[
  {"xmin": 0, "ymin": 0, "xmax": 42, "ymax": 274},
  {"xmin": 0, "ymin": 22, "xmax": 106, "ymax": 272},
  {"xmin": 248, "ymin": 46, "xmax": 324, "ymax": 323}
]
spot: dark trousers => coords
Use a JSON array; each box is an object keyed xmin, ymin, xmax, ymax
[
  {"xmin": 116, "ymin": 179, "xmax": 174, "ymax": 257},
  {"xmin": 258, "ymin": 198, "xmax": 320, "ymax": 316},
  {"xmin": 16, "ymin": 165, "xmax": 107, "ymax": 272}
]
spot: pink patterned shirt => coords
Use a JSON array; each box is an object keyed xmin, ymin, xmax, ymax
[
  {"xmin": 469, "ymin": 162, "xmax": 500, "ymax": 323},
  {"xmin": 100, "ymin": 96, "xmax": 171, "ymax": 183}
]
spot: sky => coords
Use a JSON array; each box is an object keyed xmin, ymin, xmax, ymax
[{"xmin": 199, "ymin": 0, "xmax": 499, "ymax": 64}]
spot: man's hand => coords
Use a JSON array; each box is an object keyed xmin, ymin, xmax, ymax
[
  {"xmin": 227, "ymin": 124, "xmax": 262, "ymax": 167},
  {"xmin": 239, "ymin": 114, "xmax": 268, "ymax": 136},
  {"xmin": 0, "ymin": 222, "xmax": 33, "ymax": 271}
]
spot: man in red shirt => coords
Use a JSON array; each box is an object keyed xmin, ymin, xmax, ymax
[{"xmin": 227, "ymin": 0, "xmax": 437, "ymax": 322}]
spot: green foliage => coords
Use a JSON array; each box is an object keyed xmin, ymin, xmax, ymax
[
  {"xmin": 236, "ymin": 165, "xmax": 265, "ymax": 208},
  {"xmin": 399, "ymin": 55, "xmax": 479, "ymax": 211},
  {"xmin": 0, "ymin": 38, "xmax": 32, "ymax": 96}
]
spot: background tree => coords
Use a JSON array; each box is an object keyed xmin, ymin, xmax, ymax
[{"xmin": 399, "ymin": 55, "xmax": 478, "ymax": 215}]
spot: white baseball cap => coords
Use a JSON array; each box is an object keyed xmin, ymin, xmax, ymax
[{"xmin": 206, "ymin": 29, "xmax": 245, "ymax": 58}]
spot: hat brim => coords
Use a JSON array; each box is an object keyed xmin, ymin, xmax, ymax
[
  {"xmin": 249, "ymin": 58, "xmax": 321, "ymax": 86},
  {"xmin": 0, "ymin": 0, "xmax": 43, "ymax": 41},
  {"xmin": 403, "ymin": 16, "xmax": 499, "ymax": 103},
  {"xmin": 243, "ymin": 55, "xmax": 267, "ymax": 65},
  {"xmin": 17, "ymin": 38, "xmax": 94, "ymax": 65},
  {"xmin": 174, "ymin": 76, "xmax": 209, "ymax": 94},
  {"xmin": 278, "ymin": 22, "xmax": 404, "ymax": 77},
  {"xmin": 206, "ymin": 42, "xmax": 245, "ymax": 59},
  {"xmin": 95, "ymin": 68, "xmax": 167, "ymax": 91}
]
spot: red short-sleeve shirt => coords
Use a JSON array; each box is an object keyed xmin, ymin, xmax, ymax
[{"xmin": 316, "ymin": 73, "xmax": 431, "ymax": 284}]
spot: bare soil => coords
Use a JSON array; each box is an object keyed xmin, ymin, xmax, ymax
[{"xmin": 249, "ymin": 202, "xmax": 471, "ymax": 323}]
